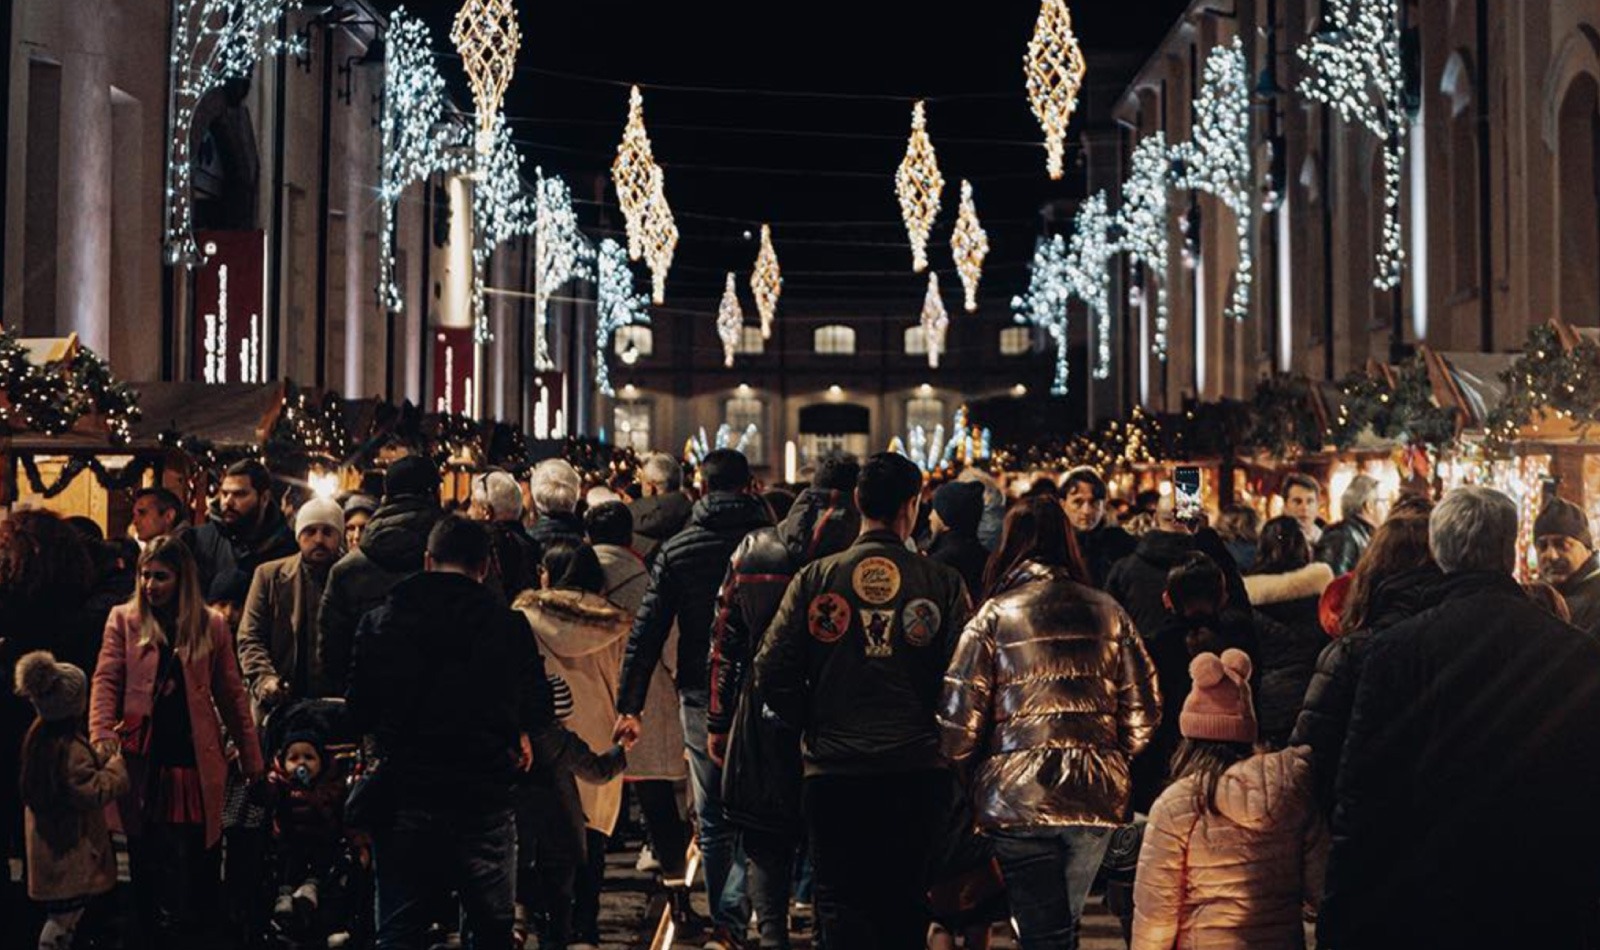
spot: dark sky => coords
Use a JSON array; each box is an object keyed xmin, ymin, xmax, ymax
[{"xmin": 402, "ymin": 2, "xmax": 1193, "ymax": 311}]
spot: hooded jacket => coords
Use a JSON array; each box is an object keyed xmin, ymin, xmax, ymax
[
  {"xmin": 940, "ymin": 562, "xmax": 1161, "ymax": 830},
  {"xmin": 185, "ymin": 503, "xmax": 297, "ymax": 607},
  {"xmin": 517, "ymin": 588, "xmax": 631, "ymax": 834},
  {"xmin": 1132, "ymin": 747, "xmax": 1327, "ymax": 950},
  {"xmin": 631, "ymin": 491, "xmax": 695, "ymax": 559},
  {"xmin": 1105, "ymin": 529, "xmax": 1251, "ymax": 641},
  {"xmin": 596, "ymin": 544, "xmax": 683, "ymax": 781},
  {"xmin": 1244, "ymin": 562, "xmax": 1334, "ymax": 746},
  {"xmin": 617, "ymin": 492, "xmax": 772, "ymax": 715},
  {"xmin": 317, "ymin": 495, "xmax": 443, "ymax": 697},
  {"xmin": 346, "ymin": 570, "xmax": 549, "ymax": 810}
]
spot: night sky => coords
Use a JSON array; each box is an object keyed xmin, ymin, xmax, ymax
[{"xmin": 402, "ymin": 2, "xmax": 1194, "ymax": 313}]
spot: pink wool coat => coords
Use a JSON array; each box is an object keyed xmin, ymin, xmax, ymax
[{"xmin": 89, "ymin": 604, "xmax": 263, "ymax": 848}]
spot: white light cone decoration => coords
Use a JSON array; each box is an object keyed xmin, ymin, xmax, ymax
[
  {"xmin": 1013, "ymin": 235, "xmax": 1073, "ymax": 396},
  {"xmin": 951, "ymin": 180, "xmax": 990, "ymax": 312},
  {"xmin": 1171, "ymin": 38, "xmax": 1254, "ymax": 322},
  {"xmin": 642, "ymin": 165, "xmax": 679, "ymax": 304},
  {"xmin": 717, "ymin": 273, "xmax": 744, "ymax": 368},
  {"xmin": 534, "ymin": 171, "xmax": 595, "ymax": 369},
  {"xmin": 1118, "ymin": 132, "xmax": 1173, "ymax": 361},
  {"xmin": 1025, "ymin": 0, "xmax": 1089, "ymax": 180},
  {"xmin": 1300, "ymin": 0, "xmax": 1406, "ymax": 288},
  {"xmin": 751, "ymin": 225, "xmax": 783, "ymax": 339},
  {"xmin": 451, "ymin": 0, "xmax": 521, "ymax": 156},
  {"xmin": 687, "ymin": 424, "xmax": 758, "ymax": 468},
  {"xmin": 595, "ymin": 238, "xmax": 650, "ymax": 397},
  {"xmin": 471, "ymin": 116, "xmax": 534, "ymax": 342},
  {"xmin": 1066, "ymin": 192, "xmax": 1116, "ymax": 381},
  {"xmin": 896, "ymin": 101, "xmax": 945, "ymax": 273},
  {"xmin": 164, "ymin": 0, "xmax": 299, "ymax": 266},
  {"xmin": 612, "ymin": 86, "xmax": 659, "ymax": 262},
  {"xmin": 921, "ymin": 272, "xmax": 950, "ymax": 370}
]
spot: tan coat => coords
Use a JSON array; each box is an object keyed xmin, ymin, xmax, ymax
[
  {"xmin": 24, "ymin": 738, "xmax": 129, "ymax": 902},
  {"xmin": 517, "ymin": 589, "xmax": 631, "ymax": 835},
  {"xmin": 237, "ymin": 553, "xmax": 328, "ymax": 719},
  {"xmin": 595, "ymin": 544, "xmax": 685, "ymax": 780},
  {"xmin": 1132, "ymin": 746, "xmax": 1327, "ymax": 950}
]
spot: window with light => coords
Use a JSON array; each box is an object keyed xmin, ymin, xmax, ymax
[
  {"xmin": 905, "ymin": 396, "xmax": 945, "ymax": 433},
  {"xmin": 614, "ymin": 325, "xmax": 654, "ymax": 359},
  {"xmin": 724, "ymin": 396, "xmax": 765, "ymax": 464},
  {"xmin": 1000, "ymin": 326, "xmax": 1032, "ymax": 356},
  {"xmin": 735, "ymin": 326, "xmax": 765, "ymax": 355},
  {"xmin": 613, "ymin": 403, "xmax": 651, "ymax": 454},
  {"xmin": 813, "ymin": 325, "xmax": 857, "ymax": 355}
]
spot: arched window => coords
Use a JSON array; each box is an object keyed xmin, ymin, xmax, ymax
[
  {"xmin": 614, "ymin": 325, "xmax": 654, "ymax": 358},
  {"xmin": 612, "ymin": 402, "xmax": 651, "ymax": 453},
  {"xmin": 999, "ymin": 326, "xmax": 1032, "ymax": 355},
  {"xmin": 905, "ymin": 396, "xmax": 945, "ymax": 433},
  {"xmin": 734, "ymin": 326, "xmax": 765, "ymax": 355},
  {"xmin": 813, "ymin": 325, "xmax": 857, "ymax": 355}
]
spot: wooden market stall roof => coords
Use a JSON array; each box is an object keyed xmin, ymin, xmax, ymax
[
  {"xmin": 1423, "ymin": 349, "xmax": 1513, "ymax": 432},
  {"xmin": 129, "ymin": 381, "xmax": 285, "ymax": 449}
]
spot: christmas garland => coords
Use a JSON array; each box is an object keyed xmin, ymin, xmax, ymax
[
  {"xmin": 268, "ymin": 387, "xmax": 353, "ymax": 468},
  {"xmin": 17, "ymin": 453, "xmax": 161, "ymax": 498},
  {"xmin": 0, "ymin": 325, "xmax": 141, "ymax": 443},
  {"xmin": 1484, "ymin": 323, "xmax": 1600, "ymax": 458},
  {"xmin": 1248, "ymin": 374, "xmax": 1325, "ymax": 457},
  {"xmin": 1333, "ymin": 355, "xmax": 1458, "ymax": 451}
]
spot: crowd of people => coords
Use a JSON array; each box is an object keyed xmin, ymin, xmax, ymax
[{"xmin": 5, "ymin": 444, "xmax": 1600, "ymax": 950}]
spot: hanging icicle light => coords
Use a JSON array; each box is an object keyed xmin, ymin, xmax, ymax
[
  {"xmin": 470, "ymin": 115, "xmax": 536, "ymax": 343},
  {"xmin": 642, "ymin": 165, "xmax": 679, "ymax": 304},
  {"xmin": 1065, "ymin": 192, "xmax": 1117, "ymax": 381},
  {"xmin": 921, "ymin": 272, "xmax": 951, "ymax": 370},
  {"xmin": 612, "ymin": 85, "xmax": 659, "ymax": 262},
  {"xmin": 1117, "ymin": 132, "xmax": 1173, "ymax": 362},
  {"xmin": 1013, "ymin": 235, "xmax": 1073, "ymax": 396},
  {"xmin": 595, "ymin": 238, "xmax": 650, "ymax": 397},
  {"xmin": 533, "ymin": 171, "xmax": 595, "ymax": 369},
  {"xmin": 895, "ymin": 101, "xmax": 945, "ymax": 273},
  {"xmin": 1025, "ymin": 0, "xmax": 1088, "ymax": 181},
  {"xmin": 164, "ymin": 0, "xmax": 300, "ymax": 266},
  {"xmin": 751, "ymin": 225, "xmax": 783, "ymax": 339},
  {"xmin": 717, "ymin": 273, "xmax": 744, "ymax": 368},
  {"xmin": 950, "ymin": 180, "xmax": 990, "ymax": 313},
  {"xmin": 451, "ymin": 0, "xmax": 521, "ymax": 155}
]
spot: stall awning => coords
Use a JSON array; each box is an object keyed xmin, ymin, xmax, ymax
[
  {"xmin": 128, "ymin": 381, "xmax": 285, "ymax": 448},
  {"xmin": 1428, "ymin": 351, "xmax": 1513, "ymax": 431},
  {"xmin": 799, "ymin": 403, "xmax": 870, "ymax": 435}
]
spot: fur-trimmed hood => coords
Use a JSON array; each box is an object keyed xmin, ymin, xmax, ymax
[
  {"xmin": 1244, "ymin": 562, "xmax": 1335, "ymax": 606},
  {"xmin": 515, "ymin": 588, "xmax": 631, "ymax": 659}
]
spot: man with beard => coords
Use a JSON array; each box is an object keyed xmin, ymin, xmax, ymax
[
  {"xmin": 1063, "ymin": 467, "xmax": 1137, "ymax": 589},
  {"xmin": 184, "ymin": 459, "xmax": 297, "ymax": 612},
  {"xmin": 1534, "ymin": 496, "xmax": 1600, "ymax": 636}
]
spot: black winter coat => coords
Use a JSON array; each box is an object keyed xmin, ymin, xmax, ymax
[
  {"xmin": 527, "ymin": 511, "xmax": 586, "ymax": 567},
  {"xmin": 1104, "ymin": 529, "xmax": 1250, "ymax": 640},
  {"xmin": 1076, "ymin": 523, "xmax": 1137, "ymax": 590},
  {"xmin": 1244, "ymin": 562, "xmax": 1333, "ymax": 747},
  {"xmin": 486, "ymin": 520, "xmax": 539, "ymax": 604},
  {"xmin": 631, "ymin": 491, "xmax": 694, "ymax": 559},
  {"xmin": 617, "ymin": 492, "xmax": 772, "ymax": 714},
  {"xmin": 1557, "ymin": 555, "xmax": 1600, "ymax": 637},
  {"xmin": 927, "ymin": 530, "xmax": 989, "ymax": 602},
  {"xmin": 1320, "ymin": 571, "xmax": 1600, "ymax": 950},
  {"xmin": 1314, "ymin": 517, "xmax": 1373, "ymax": 577},
  {"xmin": 185, "ymin": 505, "xmax": 297, "ymax": 607}
]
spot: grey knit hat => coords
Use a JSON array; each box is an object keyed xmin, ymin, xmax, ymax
[{"xmin": 13, "ymin": 651, "xmax": 87, "ymax": 723}]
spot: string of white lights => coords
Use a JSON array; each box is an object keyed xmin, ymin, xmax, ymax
[
  {"xmin": 534, "ymin": 170, "xmax": 595, "ymax": 369},
  {"xmin": 1118, "ymin": 132, "xmax": 1173, "ymax": 362},
  {"xmin": 595, "ymin": 238, "xmax": 651, "ymax": 396},
  {"xmin": 1065, "ymin": 192, "xmax": 1116, "ymax": 381},
  {"xmin": 951, "ymin": 181, "xmax": 991, "ymax": 313},
  {"xmin": 1013, "ymin": 235, "xmax": 1073, "ymax": 395},
  {"xmin": 717, "ymin": 272, "xmax": 745, "ymax": 368},
  {"xmin": 471, "ymin": 115, "xmax": 536, "ymax": 343}
]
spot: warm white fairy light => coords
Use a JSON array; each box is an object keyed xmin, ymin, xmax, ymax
[
  {"xmin": 1300, "ymin": 0, "xmax": 1406, "ymax": 288},
  {"xmin": 642, "ymin": 165, "xmax": 679, "ymax": 304},
  {"xmin": 921, "ymin": 272, "xmax": 951, "ymax": 369},
  {"xmin": 612, "ymin": 86, "xmax": 659, "ymax": 262},
  {"xmin": 595, "ymin": 238, "xmax": 650, "ymax": 397},
  {"xmin": 1025, "ymin": 0, "xmax": 1089, "ymax": 181},
  {"xmin": 1118, "ymin": 132, "xmax": 1173, "ymax": 361},
  {"xmin": 1013, "ymin": 235, "xmax": 1073, "ymax": 396},
  {"xmin": 534, "ymin": 170, "xmax": 595, "ymax": 369},
  {"xmin": 751, "ymin": 225, "xmax": 783, "ymax": 339},
  {"xmin": 164, "ymin": 0, "xmax": 300, "ymax": 266},
  {"xmin": 950, "ymin": 180, "xmax": 990, "ymax": 312},
  {"xmin": 1171, "ymin": 38, "xmax": 1254, "ymax": 322},
  {"xmin": 890, "ymin": 407, "xmax": 993, "ymax": 474},
  {"xmin": 717, "ymin": 273, "xmax": 744, "ymax": 368},
  {"xmin": 450, "ymin": 0, "xmax": 520, "ymax": 155},
  {"xmin": 379, "ymin": 8, "xmax": 469, "ymax": 312},
  {"xmin": 1066, "ymin": 192, "xmax": 1116, "ymax": 381},
  {"xmin": 896, "ymin": 101, "xmax": 945, "ymax": 273},
  {"xmin": 470, "ymin": 116, "xmax": 535, "ymax": 343}
]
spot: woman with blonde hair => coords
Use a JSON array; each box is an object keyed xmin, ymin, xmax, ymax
[{"xmin": 89, "ymin": 536, "xmax": 261, "ymax": 948}]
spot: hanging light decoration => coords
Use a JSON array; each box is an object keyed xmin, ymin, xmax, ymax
[
  {"xmin": 164, "ymin": 0, "xmax": 300, "ymax": 266},
  {"xmin": 751, "ymin": 225, "xmax": 783, "ymax": 339},
  {"xmin": 895, "ymin": 101, "xmax": 945, "ymax": 273},
  {"xmin": 921, "ymin": 272, "xmax": 951, "ymax": 370},
  {"xmin": 1013, "ymin": 235, "xmax": 1073, "ymax": 396},
  {"xmin": 1300, "ymin": 0, "xmax": 1406, "ymax": 288},
  {"xmin": 471, "ymin": 116, "xmax": 535, "ymax": 343},
  {"xmin": 595, "ymin": 238, "xmax": 650, "ymax": 397},
  {"xmin": 1065, "ymin": 192, "xmax": 1117, "ymax": 381},
  {"xmin": 451, "ymin": 0, "xmax": 521, "ymax": 156},
  {"xmin": 612, "ymin": 86, "xmax": 659, "ymax": 262},
  {"xmin": 534, "ymin": 170, "xmax": 595, "ymax": 369},
  {"xmin": 717, "ymin": 273, "xmax": 744, "ymax": 368},
  {"xmin": 642, "ymin": 165, "xmax": 679, "ymax": 304},
  {"xmin": 1025, "ymin": 0, "xmax": 1088, "ymax": 181},
  {"xmin": 1117, "ymin": 132, "xmax": 1173, "ymax": 362},
  {"xmin": 950, "ymin": 180, "xmax": 990, "ymax": 313}
]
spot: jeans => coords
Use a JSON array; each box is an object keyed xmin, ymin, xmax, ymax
[
  {"xmin": 373, "ymin": 801, "xmax": 517, "ymax": 950},
  {"xmin": 635, "ymin": 778, "xmax": 691, "ymax": 878},
  {"xmin": 743, "ymin": 828, "xmax": 798, "ymax": 949},
  {"xmin": 989, "ymin": 826, "xmax": 1113, "ymax": 950},
  {"xmin": 681, "ymin": 691, "xmax": 749, "ymax": 932}
]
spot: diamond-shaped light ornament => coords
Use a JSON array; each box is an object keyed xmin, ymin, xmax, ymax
[
  {"xmin": 1026, "ymin": 0, "xmax": 1089, "ymax": 181},
  {"xmin": 950, "ymin": 180, "xmax": 990, "ymax": 312},
  {"xmin": 751, "ymin": 225, "xmax": 783, "ymax": 339},
  {"xmin": 717, "ymin": 273, "xmax": 744, "ymax": 368},
  {"xmin": 641, "ymin": 165, "xmax": 679, "ymax": 304},
  {"xmin": 612, "ymin": 86, "xmax": 658, "ymax": 262},
  {"xmin": 451, "ymin": 0, "xmax": 521, "ymax": 156},
  {"xmin": 896, "ymin": 101, "xmax": 945, "ymax": 273},
  {"xmin": 921, "ymin": 272, "xmax": 950, "ymax": 370}
]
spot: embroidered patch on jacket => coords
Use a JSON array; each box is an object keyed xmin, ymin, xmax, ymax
[
  {"xmin": 862, "ymin": 609, "xmax": 895, "ymax": 657},
  {"xmin": 807, "ymin": 593, "xmax": 851, "ymax": 644},
  {"xmin": 901, "ymin": 598, "xmax": 941, "ymax": 647},
  {"xmin": 851, "ymin": 556, "xmax": 902, "ymax": 605}
]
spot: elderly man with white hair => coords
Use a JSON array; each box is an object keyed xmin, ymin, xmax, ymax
[
  {"xmin": 1315, "ymin": 474, "xmax": 1380, "ymax": 575},
  {"xmin": 527, "ymin": 458, "xmax": 586, "ymax": 566},
  {"xmin": 1321, "ymin": 486, "xmax": 1600, "ymax": 950},
  {"xmin": 631, "ymin": 452, "xmax": 693, "ymax": 558},
  {"xmin": 470, "ymin": 470, "xmax": 537, "ymax": 602}
]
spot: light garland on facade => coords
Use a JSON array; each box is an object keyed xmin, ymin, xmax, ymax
[
  {"xmin": 641, "ymin": 165, "xmax": 679, "ymax": 304},
  {"xmin": 595, "ymin": 238, "xmax": 650, "ymax": 397},
  {"xmin": 612, "ymin": 86, "xmax": 659, "ymax": 263},
  {"xmin": 1066, "ymin": 191, "xmax": 1116, "ymax": 381},
  {"xmin": 1118, "ymin": 132, "xmax": 1173, "ymax": 361},
  {"xmin": 896, "ymin": 101, "xmax": 945, "ymax": 273},
  {"xmin": 1299, "ymin": 0, "xmax": 1406, "ymax": 288},
  {"xmin": 1013, "ymin": 235, "xmax": 1073, "ymax": 396},
  {"xmin": 471, "ymin": 116, "xmax": 535, "ymax": 343},
  {"xmin": 889, "ymin": 406, "xmax": 993, "ymax": 474},
  {"xmin": 686, "ymin": 423, "xmax": 757, "ymax": 467},
  {"xmin": 450, "ymin": 0, "xmax": 520, "ymax": 156},
  {"xmin": 921, "ymin": 272, "xmax": 951, "ymax": 370},
  {"xmin": 717, "ymin": 272, "xmax": 744, "ymax": 368},
  {"xmin": 1170, "ymin": 38, "xmax": 1254, "ymax": 322},
  {"xmin": 751, "ymin": 224, "xmax": 783, "ymax": 339},
  {"xmin": 1025, "ymin": 0, "xmax": 1089, "ymax": 181},
  {"xmin": 950, "ymin": 180, "xmax": 990, "ymax": 313},
  {"xmin": 163, "ymin": 0, "xmax": 300, "ymax": 266},
  {"xmin": 534, "ymin": 170, "xmax": 594, "ymax": 369},
  {"xmin": 379, "ymin": 8, "xmax": 469, "ymax": 312}
]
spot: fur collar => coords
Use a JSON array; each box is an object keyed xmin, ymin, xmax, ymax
[{"xmin": 1244, "ymin": 562, "xmax": 1335, "ymax": 606}]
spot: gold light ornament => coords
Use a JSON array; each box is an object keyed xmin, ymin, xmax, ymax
[
  {"xmin": 921, "ymin": 272, "xmax": 950, "ymax": 369},
  {"xmin": 750, "ymin": 224, "xmax": 782, "ymax": 339},
  {"xmin": 1025, "ymin": 0, "xmax": 1088, "ymax": 181},
  {"xmin": 895, "ymin": 101, "xmax": 945, "ymax": 273},
  {"xmin": 717, "ymin": 273, "xmax": 744, "ymax": 368},
  {"xmin": 950, "ymin": 180, "xmax": 990, "ymax": 312},
  {"xmin": 451, "ymin": 0, "xmax": 521, "ymax": 155},
  {"xmin": 612, "ymin": 86, "xmax": 658, "ymax": 262},
  {"xmin": 641, "ymin": 165, "xmax": 678, "ymax": 304}
]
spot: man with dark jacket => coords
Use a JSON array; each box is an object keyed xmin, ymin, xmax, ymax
[
  {"xmin": 708, "ymin": 456, "xmax": 861, "ymax": 950},
  {"xmin": 754, "ymin": 453, "xmax": 970, "ymax": 949},
  {"xmin": 613, "ymin": 449, "xmax": 773, "ymax": 946},
  {"xmin": 470, "ymin": 470, "xmax": 539, "ymax": 602},
  {"xmin": 1315, "ymin": 474, "xmax": 1378, "ymax": 576},
  {"xmin": 1534, "ymin": 495, "xmax": 1600, "ymax": 636},
  {"xmin": 184, "ymin": 459, "xmax": 297, "ymax": 609},
  {"xmin": 526, "ymin": 459, "xmax": 586, "ymax": 566},
  {"xmin": 1063, "ymin": 466, "xmax": 1138, "ymax": 588},
  {"xmin": 926, "ymin": 479, "xmax": 989, "ymax": 600},
  {"xmin": 631, "ymin": 452, "xmax": 695, "ymax": 559},
  {"xmin": 347, "ymin": 515, "xmax": 553, "ymax": 950},
  {"xmin": 1105, "ymin": 498, "xmax": 1250, "ymax": 640},
  {"xmin": 1321, "ymin": 488, "xmax": 1600, "ymax": 950},
  {"xmin": 318, "ymin": 456, "xmax": 444, "ymax": 697}
]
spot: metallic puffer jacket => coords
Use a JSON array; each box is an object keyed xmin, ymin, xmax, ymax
[{"xmin": 939, "ymin": 561, "xmax": 1161, "ymax": 830}]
